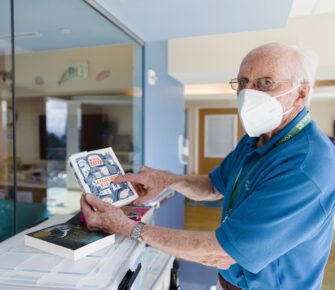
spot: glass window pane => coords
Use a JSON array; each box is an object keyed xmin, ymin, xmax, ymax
[
  {"xmin": 0, "ymin": 0, "xmax": 15, "ymax": 241},
  {"xmin": 11, "ymin": 0, "xmax": 143, "ymax": 236}
]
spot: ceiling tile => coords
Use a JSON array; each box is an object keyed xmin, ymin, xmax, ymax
[
  {"xmin": 314, "ymin": 0, "xmax": 335, "ymax": 14},
  {"xmin": 290, "ymin": 0, "xmax": 317, "ymax": 16}
]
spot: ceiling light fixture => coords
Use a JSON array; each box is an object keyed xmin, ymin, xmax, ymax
[
  {"xmin": 0, "ymin": 32, "xmax": 41, "ymax": 40},
  {"xmin": 59, "ymin": 28, "xmax": 72, "ymax": 34}
]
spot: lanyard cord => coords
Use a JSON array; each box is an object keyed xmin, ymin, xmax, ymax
[{"xmin": 227, "ymin": 112, "xmax": 311, "ymax": 212}]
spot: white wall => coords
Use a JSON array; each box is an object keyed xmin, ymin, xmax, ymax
[
  {"xmin": 169, "ymin": 12, "xmax": 335, "ymax": 84},
  {"xmin": 310, "ymin": 99, "xmax": 335, "ymax": 137},
  {"xmin": 5, "ymin": 44, "xmax": 135, "ymax": 97}
]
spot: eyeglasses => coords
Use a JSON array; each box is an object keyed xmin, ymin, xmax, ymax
[{"xmin": 229, "ymin": 77, "xmax": 290, "ymax": 92}]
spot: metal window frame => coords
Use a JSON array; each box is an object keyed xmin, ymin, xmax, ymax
[
  {"xmin": 84, "ymin": 0, "xmax": 145, "ymax": 46},
  {"xmin": 10, "ymin": 0, "xmax": 17, "ymax": 233}
]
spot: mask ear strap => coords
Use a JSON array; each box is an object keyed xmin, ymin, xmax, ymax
[
  {"xmin": 274, "ymin": 83, "xmax": 301, "ymax": 99},
  {"xmin": 283, "ymin": 106, "xmax": 294, "ymax": 116},
  {"xmin": 281, "ymin": 84, "xmax": 301, "ymax": 115}
]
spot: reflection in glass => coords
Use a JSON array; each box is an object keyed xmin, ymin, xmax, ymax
[
  {"xmin": 46, "ymin": 100, "xmax": 67, "ymax": 162},
  {"xmin": 0, "ymin": 0, "xmax": 144, "ymax": 240},
  {"xmin": 46, "ymin": 99, "xmax": 68, "ymax": 194},
  {"xmin": 0, "ymin": 0, "xmax": 15, "ymax": 241}
]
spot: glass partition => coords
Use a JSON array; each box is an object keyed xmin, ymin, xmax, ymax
[
  {"xmin": 0, "ymin": 0, "xmax": 143, "ymax": 240},
  {"xmin": 0, "ymin": 0, "xmax": 15, "ymax": 242}
]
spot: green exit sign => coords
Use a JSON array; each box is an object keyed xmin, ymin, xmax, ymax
[
  {"xmin": 66, "ymin": 62, "xmax": 88, "ymax": 80},
  {"xmin": 58, "ymin": 62, "xmax": 89, "ymax": 85}
]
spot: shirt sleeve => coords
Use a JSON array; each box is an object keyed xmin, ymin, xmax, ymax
[{"xmin": 215, "ymin": 167, "xmax": 325, "ymax": 274}]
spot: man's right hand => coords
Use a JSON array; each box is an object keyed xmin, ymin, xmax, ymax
[{"xmin": 113, "ymin": 166, "xmax": 174, "ymax": 205}]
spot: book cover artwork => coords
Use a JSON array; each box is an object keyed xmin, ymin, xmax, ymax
[
  {"xmin": 26, "ymin": 223, "xmax": 109, "ymax": 251},
  {"xmin": 69, "ymin": 148, "xmax": 138, "ymax": 207},
  {"xmin": 25, "ymin": 223, "xmax": 115, "ymax": 260}
]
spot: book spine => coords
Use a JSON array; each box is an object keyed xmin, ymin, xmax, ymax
[{"xmin": 69, "ymin": 160, "xmax": 87, "ymax": 194}]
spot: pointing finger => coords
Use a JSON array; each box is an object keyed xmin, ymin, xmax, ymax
[{"xmin": 113, "ymin": 173, "xmax": 143, "ymax": 185}]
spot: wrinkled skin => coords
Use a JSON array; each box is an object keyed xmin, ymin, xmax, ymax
[
  {"xmin": 114, "ymin": 166, "xmax": 174, "ymax": 205},
  {"xmin": 80, "ymin": 194, "xmax": 136, "ymax": 237}
]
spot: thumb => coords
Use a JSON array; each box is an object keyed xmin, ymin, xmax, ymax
[{"xmin": 85, "ymin": 193, "xmax": 107, "ymax": 211}]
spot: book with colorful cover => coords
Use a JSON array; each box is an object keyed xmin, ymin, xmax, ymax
[
  {"xmin": 122, "ymin": 206, "xmax": 154, "ymax": 223},
  {"xmin": 24, "ymin": 223, "xmax": 115, "ymax": 260},
  {"xmin": 69, "ymin": 147, "xmax": 138, "ymax": 207}
]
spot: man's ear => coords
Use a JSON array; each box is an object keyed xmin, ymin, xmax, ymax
[{"xmin": 297, "ymin": 83, "xmax": 311, "ymax": 105}]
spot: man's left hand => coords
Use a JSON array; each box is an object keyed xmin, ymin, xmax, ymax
[{"xmin": 80, "ymin": 194, "xmax": 136, "ymax": 237}]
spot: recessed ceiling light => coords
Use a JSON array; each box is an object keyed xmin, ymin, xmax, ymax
[
  {"xmin": 59, "ymin": 28, "xmax": 72, "ymax": 34},
  {"xmin": 0, "ymin": 32, "xmax": 41, "ymax": 40}
]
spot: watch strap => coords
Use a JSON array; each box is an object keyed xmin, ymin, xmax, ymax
[{"xmin": 130, "ymin": 222, "xmax": 145, "ymax": 241}]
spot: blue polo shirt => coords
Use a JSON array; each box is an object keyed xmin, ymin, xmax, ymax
[{"xmin": 209, "ymin": 108, "xmax": 335, "ymax": 290}]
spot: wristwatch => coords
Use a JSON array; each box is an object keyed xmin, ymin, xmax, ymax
[{"xmin": 130, "ymin": 222, "xmax": 145, "ymax": 241}]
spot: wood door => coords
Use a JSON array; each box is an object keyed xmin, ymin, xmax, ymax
[{"xmin": 198, "ymin": 108, "xmax": 243, "ymax": 174}]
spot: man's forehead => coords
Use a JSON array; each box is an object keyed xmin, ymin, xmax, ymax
[{"xmin": 238, "ymin": 44, "xmax": 297, "ymax": 79}]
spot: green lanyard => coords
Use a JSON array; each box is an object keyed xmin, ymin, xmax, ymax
[{"xmin": 227, "ymin": 112, "xmax": 311, "ymax": 213}]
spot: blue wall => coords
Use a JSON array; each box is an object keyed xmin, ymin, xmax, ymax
[
  {"xmin": 143, "ymin": 41, "xmax": 218, "ymax": 290},
  {"xmin": 179, "ymin": 260, "xmax": 218, "ymax": 290},
  {"xmin": 144, "ymin": 41, "xmax": 184, "ymax": 229}
]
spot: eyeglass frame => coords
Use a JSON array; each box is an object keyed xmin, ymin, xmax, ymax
[{"xmin": 229, "ymin": 77, "xmax": 293, "ymax": 92}]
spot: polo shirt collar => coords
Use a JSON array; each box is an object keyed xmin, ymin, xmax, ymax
[{"xmin": 249, "ymin": 107, "xmax": 308, "ymax": 156}]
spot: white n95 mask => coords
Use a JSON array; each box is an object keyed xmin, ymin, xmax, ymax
[{"xmin": 237, "ymin": 85, "xmax": 300, "ymax": 137}]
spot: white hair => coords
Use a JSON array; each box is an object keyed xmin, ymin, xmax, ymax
[{"xmin": 291, "ymin": 45, "xmax": 318, "ymax": 106}]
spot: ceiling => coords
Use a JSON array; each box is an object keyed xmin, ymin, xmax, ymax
[
  {"xmin": 1, "ymin": 0, "xmax": 315, "ymax": 55},
  {"xmin": 0, "ymin": 0, "xmax": 136, "ymax": 55},
  {"xmin": 95, "ymin": 0, "xmax": 294, "ymax": 42},
  {"xmin": 1, "ymin": 0, "xmax": 333, "ymax": 56},
  {"xmin": 290, "ymin": 0, "xmax": 335, "ymax": 16},
  {"xmin": 168, "ymin": 8, "xmax": 335, "ymax": 99}
]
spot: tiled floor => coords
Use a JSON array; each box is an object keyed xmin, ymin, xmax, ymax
[{"xmin": 184, "ymin": 205, "xmax": 335, "ymax": 290}]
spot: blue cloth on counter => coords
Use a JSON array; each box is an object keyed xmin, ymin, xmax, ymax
[
  {"xmin": 0, "ymin": 200, "xmax": 50, "ymax": 242},
  {"xmin": 209, "ymin": 108, "xmax": 335, "ymax": 290}
]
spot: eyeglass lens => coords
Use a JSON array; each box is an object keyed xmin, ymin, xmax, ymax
[{"xmin": 231, "ymin": 77, "xmax": 276, "ymax": 91}]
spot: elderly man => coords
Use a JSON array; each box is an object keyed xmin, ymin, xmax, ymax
[{"xmin": 81, "ymin": 43, "xmax": 335, "ymax": 289}]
